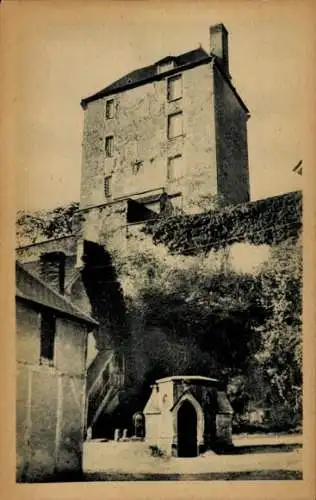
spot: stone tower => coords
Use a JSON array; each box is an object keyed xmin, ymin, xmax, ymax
[{"xmin": 78, "ymin": 24, "xmax": 250, "ymax": 250}]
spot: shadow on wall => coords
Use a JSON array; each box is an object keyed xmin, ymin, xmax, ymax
[{"xmin": 80, "ymin": 240, "xmax": 130, "ymax": 352}]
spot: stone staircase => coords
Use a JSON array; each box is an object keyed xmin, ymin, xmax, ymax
[{"xmin": 86, "ymin": 351, "xmax": 124, "ymax": 432}]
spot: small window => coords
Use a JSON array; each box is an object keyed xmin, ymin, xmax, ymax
[
  {"xmin": 167, "ymin": 75, "xmax": 182, "ymax": 101},
  {"xmin": 167, "ymin": 112, "xmax": 183, "ymax": 139},
  {"xmin": 40, "ymin": 313, "xmax": 56, "ymax": 365},
  {"xmin": 168, "ymin": 155, "xmax": 184, "ymax": 181},
  {"xmin": 106, "ymin": 99, "xmax": 114, "ymax": 119},
  {"xmin": 105, "ymin": 136, "xmax": 114, "ymax": 157},
  {"xmin": 104, "ymin": 175, "xmax": 112, "ymax": 198}
]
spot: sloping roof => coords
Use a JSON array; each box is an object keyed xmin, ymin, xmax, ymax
[
  {"xmin": 16, "ymin": 261, "xmax": 98, "ymax": 326},
  {"xmin": 81, "ymin": 46, "xmax": 249, "ymax": 114},
  {"xmin": 81, "ymin": 47, "xmax": 210, "ymax": 107},
  {"xmin": 21, "ymin": 254, "xmax": 77, "ymax": 290}
]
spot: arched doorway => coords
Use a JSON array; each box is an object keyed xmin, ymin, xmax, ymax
[{"xmin": 177, "ymin": 401, "xmax": 198, "ymax": 457}]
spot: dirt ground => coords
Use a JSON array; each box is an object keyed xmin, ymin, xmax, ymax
[{"xmin": 82, "ymin": 433, "xmax": 302, "ymax": 481}]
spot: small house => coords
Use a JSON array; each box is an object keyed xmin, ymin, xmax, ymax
[{"xmin": 16, "ymin": 262, "xmax": 98, "ymax": 482}]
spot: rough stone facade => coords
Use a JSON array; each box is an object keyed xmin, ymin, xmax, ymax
[
  {"xmin": 81, "ymin": 199, "xmax": 128, "ymax": 252},
  {"xmin": 16, "ymin": 267, "xmax": 97, "ymax": 482},
  {"xmin": 80, "ymin": 63, "xmax": 215, "ymax": 213}
]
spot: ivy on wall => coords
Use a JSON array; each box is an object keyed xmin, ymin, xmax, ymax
[
  {"xmin": 16, "ymin": 202, "xmax": 80, "ymax": 246},
  {"xmin": 144, "ymin": 191, "xmax": 302, "ymax": 254}
]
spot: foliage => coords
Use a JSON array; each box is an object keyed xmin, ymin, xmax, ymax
[
  {"xmin": 16, "ymin": 202, "xmax": 80, "ymax": 246},
  {"xmin": 114, "ymin": 233, "xmax": 302, "ymax": 429},
  {"xmin": 144, "ymin": 191, "xmax": 302, "ymax": 255},
  {"xmin": 113, "ymin": 237, "xmax": 264, "ymax": 384},
  {"xmin": 253, "ymin": 238, "xmax": 302, "ymax": 424}
]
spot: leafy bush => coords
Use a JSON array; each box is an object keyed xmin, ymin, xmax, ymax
[
  {"xmin": 16, "ymin": 202, "xmax": 80, "ymax": 246},
  {"xmin": 116, "ymin": 235, "xmax": 302, "ymax": 430}
]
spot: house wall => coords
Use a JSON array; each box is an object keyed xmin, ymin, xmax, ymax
[
  {"xmin": 16, "ymin": 302, "xmax": 40, "ymax": 364},
  {"xmin": 55, "ymin": 317, "xmax": 87, "ymax": 375},
  {"xmin": 180, "ymin": 63, "xmax": 217, "ymax": 212},
  {"xmin": 80, "ymin": 63, "xmax": 219, "ymax": 214},
  {"xmin": 213, "ymin": 66, "xmax": 250, "ymax": 206},
  {"xmin": 143, "ymin": 379, "xmax": 174, "ymax": 452},
  {"xmin": 144, "ymin": 414, "xmax": 160, "ymax": 446},
  {"xmin": 16, "ymin": 299, "xmax": 89, "ymax": 482}
]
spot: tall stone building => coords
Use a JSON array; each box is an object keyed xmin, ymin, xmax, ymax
[
  {"xmin": 78, "ymin": 23, "xmax": 250, "ymax": 253},
  {"xmin": 16, "ymin": 24, "xmax": 252, "ymax": 439}
]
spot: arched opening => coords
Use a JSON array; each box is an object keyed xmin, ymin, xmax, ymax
[{"xmin": 177, "ymin": 400, "xmax": 198, "ymax": 457}]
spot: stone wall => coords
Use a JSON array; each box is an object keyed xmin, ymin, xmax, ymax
[
  {"xmin": 16, "ymin": 300, "xmax": 88, "ymax": 482},
  {"xmin": 81, "ymin": 199, "xmax": 128, "ymax": 253},
  {"xmin": 144, "ymin": 191, "xmax": 302, "ymax": 255}
]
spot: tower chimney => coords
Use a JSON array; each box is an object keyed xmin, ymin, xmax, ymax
[{"xmin": 210, "ymin": 24, "xmax": 229, "ymax": 77}]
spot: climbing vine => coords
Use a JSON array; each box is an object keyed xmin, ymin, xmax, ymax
[{"xmin": 144, "ymin": 191, "xmax": 302, "ymax": 254}]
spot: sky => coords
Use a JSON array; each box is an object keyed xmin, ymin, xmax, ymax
[{"xmin": 13, "ymin": 0, "xmax": 312, "ymax": 211}]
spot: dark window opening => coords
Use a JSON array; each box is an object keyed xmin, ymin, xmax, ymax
[
  {"xmin": 126, "ymin": 198, "xmax": 156, "ymax": 223},
  {"xmin": 105, "ymin": 136, "xmax": 114, "ymax": 157},
  {"xmin": 40, "ymin": 313, "xmax": 56, "ymax": 365},
  {"xmin": 106, "ymin": 99, "xmax": 114, "ymax": 119},
  {"xmin": 104, "ymin": 175, "xmax": 112, "ymax": 198}
]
